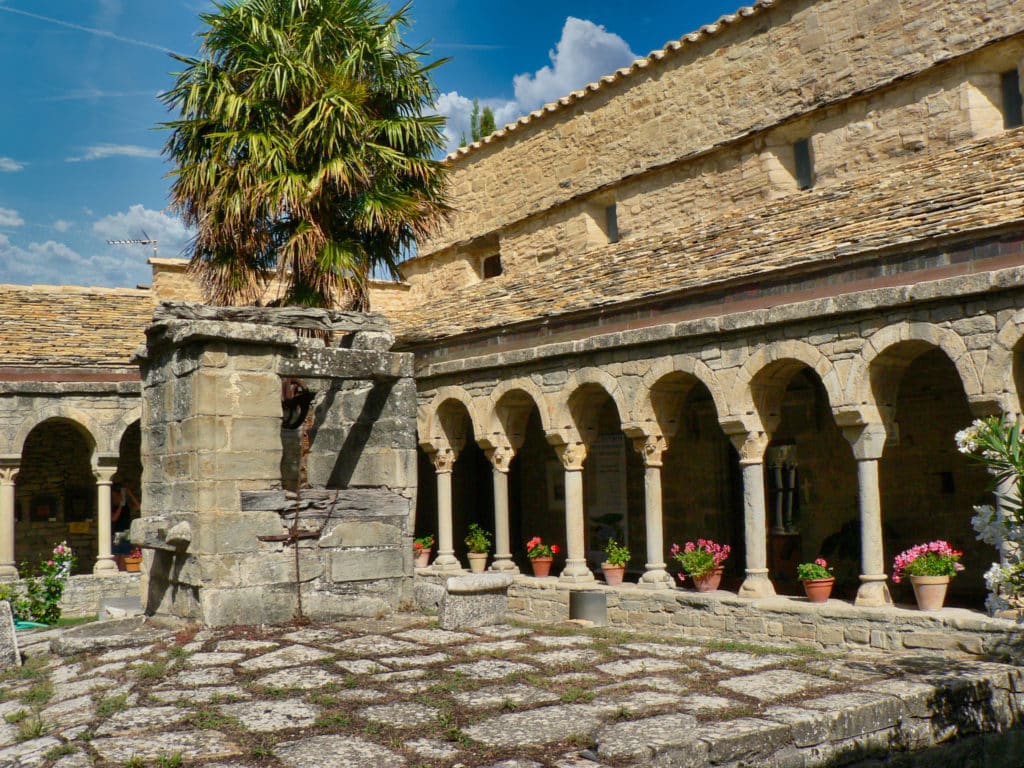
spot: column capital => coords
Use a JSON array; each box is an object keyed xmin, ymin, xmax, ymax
[
  {"xmin": 430, "ymin": 449, "xmax": 457, "ymax": 474},
  {"xmin": 93, "ymin": 466, "xmax": 117, "ymax": 484},
  {"xmin": 728, "ymin": 430, "xmax": 770, "ymax": 464},
  {"xmin": 485, "ymin": 445, "xmax": 514, "ymax": 474},
  {"xmin": 632, "ymin": 435, "xmax": 667, "ymax": 467},
  {"xmin": 842, "ymin": 422, "xmax": 887, "ymax": 461},
  {"xmin": 0, "ymin": 467, "xmax": 18, "ymax": 485},
  {"xmin": 555, "ymin": 442, "xmax": 587, "ymax": 471}
]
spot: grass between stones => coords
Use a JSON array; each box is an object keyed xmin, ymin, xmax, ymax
[{"xmin": 94, "ymin": 692, "xmax": 129, "ymax": 718}]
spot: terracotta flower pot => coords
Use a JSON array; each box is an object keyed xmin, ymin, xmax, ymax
[
  {"xmin": 123, "ymin": 556, "xmax": 142, "ymax": 573},
  {"xmin": 692, "ymin": 566, "xmax": 724, "ymax": 592},
  {"xmin": 802, "ymin": 577, "xmax": 834, "ymax": 603},
  {"xmin": 602, "ymin": 563, "xmax": 625, "ymax": 586},
  {"xmin": 467, "ymin": 552, "xmax": 488, "ymax": 573},
  {"xmin": 910, "ymin": 574, "xmax": 950, "ymax": 611},
  {"xmin": 414, "ymin": 548, "xmax": 431, "ymax": 568},
  {"xmin": 530, "ymin": 556, "xmax": 553, "ymax": 577}
]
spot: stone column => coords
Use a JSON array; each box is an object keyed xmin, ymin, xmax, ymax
[
  {"xmin": 0, "ymin": 466, "xmax": 19, "ymax": 581},
  {"xmin": 430, "ymin": 449, "xmax": 462, "ymax": 572},
  {"xmin": 730, "ymin": 431, "xmax": 775, "ymax": 598},
  {"xmin": 843, "ymin": 423, "xmax": 892, "ymax": 607},
  {"xmin": 633, "ymin": 436, "xmax": 672, "ymax": 589},
  {"xmin": 556, "ymin": 443, "xmax": 595, "ymax": 583},
  {"xmin": 93, "ymin": 467, "xmax": 118, "ymax": 575},
  {"xmin": 486, "ymin": 446, "xmax": 518, "ymax": 573}
]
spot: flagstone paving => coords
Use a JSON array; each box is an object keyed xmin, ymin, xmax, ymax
[{"xmin": 0, "ymin": 616, "xmax": 1021, "ymax": 767}]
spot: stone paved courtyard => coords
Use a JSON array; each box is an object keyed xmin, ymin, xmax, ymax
[{"xmin": 0, "ymin": 615, "xmax": 1022, "ymax": 767}]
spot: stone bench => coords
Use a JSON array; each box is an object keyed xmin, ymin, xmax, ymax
[{"xmin": 439, "ymin": 573, "xmax": 515, "ymax": 630}]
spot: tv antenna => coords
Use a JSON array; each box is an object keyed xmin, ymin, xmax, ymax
[{"xmin": 106, "ymin": 229, "xmax": 158, "ymax": 258}]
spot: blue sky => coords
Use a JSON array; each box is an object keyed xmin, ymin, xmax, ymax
[{"xmin": 0, "ymin": 0, "xmax": 741, "ymax": 288}]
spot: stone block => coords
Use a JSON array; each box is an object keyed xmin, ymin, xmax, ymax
[
  {"xmin": 319, "ymin": 520, "xmax": 402, "ymax": 548},
  {"xmin": 329, "ymin": 550, "xmax": 404, "ymax": 582},
  {"xmin": 902, "ymin": 631, "xmax": 962, "ymax": 651},
  {"xmin": 0, "ymin": 601, "xmax": 18, "ymax": 669}
]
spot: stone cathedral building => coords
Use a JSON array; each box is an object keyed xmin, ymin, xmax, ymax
[{"xmin": 1, "ymin": 0, "xmax": 1023, "ymax": 616}]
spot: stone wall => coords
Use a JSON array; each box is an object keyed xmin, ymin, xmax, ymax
[{"xmin": 134, "ymin": 305, "xmax": 417, "ymax": 626}]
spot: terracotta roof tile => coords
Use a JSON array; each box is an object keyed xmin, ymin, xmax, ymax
[{"xmin": 392, "ymin": 129, "xmax": 1024, "ymax": 345}]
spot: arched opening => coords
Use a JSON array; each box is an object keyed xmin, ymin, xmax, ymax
[
  {"xmin": 749, "ymin": 360, "xmax": 856, "ymax": 597},
  {"xmin": 508, "ymin": 407, "xmax": 563, "ymax": 572},
  {"xmin": 877, "ymin": 346, "xmax": 990, "ymax": 607},
  {"xmin": 112, "ymin": 421, "xmax": 143, "ymax": 563},
  {"xmin": 660, "ymin": 380, "xmax": 744, "ymax": 588},
  {"xmin": 15, "ymin": 418, "xmax": 96, "ymax": 574}
]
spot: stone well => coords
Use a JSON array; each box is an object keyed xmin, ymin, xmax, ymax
[{"xmin": 131, "ymin": 303, "xmax": 417, "ymax": 626}]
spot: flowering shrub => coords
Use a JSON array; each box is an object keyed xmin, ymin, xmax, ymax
[
  {"xmin": 670, "ymin": 539, "xmax": 730, "ymax": 579},
  {"xmin": 128, "ymin": 548, "xmax": 143, "ymax": 559},
  {"xmin": 5, "ymin": 542, "xmax": 76, "ymax": 624},
  {"xmin": 797, "ymin": 558, "xmax": 833, "ymax": 581},
  {"xmin": 892, "ymin": 541, "xmax": 964, "ymax": 584},
  {"xmin": 526, "ymin": 537, "xmax": 559, "ymax": 559},
  {"xmin": 464, "ymin": 524, "xmax": 492, "ymax": 554},
  {"xmin": 413, "ymin": 534, "xmax": 435, "ymax": 552},
  {"xmin": 603, "ymin": 538, "xmax": 630, "ymax": 567}
]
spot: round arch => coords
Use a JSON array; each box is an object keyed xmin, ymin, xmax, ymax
[
  {"xmin": 418, "ymin": 386, "xmax": 485, "ymax": 453},
  {"xmin": 633, "ymin": 355, "xmax": 728, "ymax": 436},
  {"xmin": 551, "ymin": 367, "xmax": 629, "ymax": 443},
  {"xmin": 12, "ymin": 406, "xmax": 102, "ymax": 460}
]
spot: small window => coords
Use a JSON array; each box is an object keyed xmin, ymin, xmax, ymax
[
  {"xmin": 793, "ymin": 138, "xmax": 814, "ymax": 190},
  {"xmin": 605, "ymin": 204, "xmax": 619, "ymax": 244},
  {"xmin": 481, "ymin": 253, "xmax": 502, "ymax": 278},
  {"xmin": 1001, "ymin": 69, "xmax": 1023, "ymax": 129}
]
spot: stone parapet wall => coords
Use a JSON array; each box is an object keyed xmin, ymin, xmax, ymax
[
  {"xmin": 507, "ymin": 578, "xmax": 1024, "ymax": 659},
  {"xmin": 415, "ymin": 0, "xmax": 1024, "ymax": 266}
]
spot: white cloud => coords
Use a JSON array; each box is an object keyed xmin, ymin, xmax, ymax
[
  {"xmin": 0, "ymin": 233, "xmax": 150, "ymax": 287},
  {"xmin": 0, "ymin": 157, "xmax": 24, "ymax": 172},
  {"xmin": 66, "ymin": 143, "xmax": 162, "ymax": 162},
  {"xmin": 0, "ymin": 207, "xmax": 24, "ymax": 227},
  {"xmin": 434, "ymin": 17, "xmax": 637, "ymax": 154},
  {"xmin": 92, "ymin": 204, "xmax": 194, "ymax": 258},
  {"xmin": 52, "ymin": 219, "xmax": 72, "ymax": 233}
]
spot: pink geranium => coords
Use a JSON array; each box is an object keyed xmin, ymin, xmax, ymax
[{"xmin": 892, "ymin": 540, "xmax": 964, "ymax": 583}]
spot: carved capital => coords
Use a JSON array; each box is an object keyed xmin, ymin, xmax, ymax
[
  {"xmin": 728, "ymin": 431, "xmax": 770, "ymax": 464},
  {"xmin": 0, "ymin": 467, "xmax": 18, "ymax": 485},
  {"xmin": 431, "ymin": 449, "xmax": 456, "ymax": 474},
  {"xmin": 555, "ymin": 442, "xmax": 587, "ymax": 471},
  {"xmin": 632, "ymin": 435, "xmax": 667, "ymax": 467},
  {"xmin": 486, "ymin": 445, "xmax": 514, "ymax": 474},
  {"xmin": 93, "ymin": 467, "xmax": 117, "ymax": 485}
]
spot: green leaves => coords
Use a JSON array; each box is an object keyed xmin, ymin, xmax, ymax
[{"xmin": 162, "ymin": 0, "xmax": 449, "ymax": 309}]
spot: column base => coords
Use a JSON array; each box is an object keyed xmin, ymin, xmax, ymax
[
  {"xmin": 489, "ymin": 557, "xmax": 520, "ymax": 574},
  {"xmin": 93, "ymin": 557, "xmax": 118, "ymax": 575},
  {"xmin": 559, "ymin": 559, "xmax": 595, "ymax": 583},
  {"xmin": 639, "ymin": 566, "xmax": 674, "ymax": 590},
  {"xmin": 0, "ymin": 564, "xmax": 18, "ymax": 582},
  {"xmin": 854, "ymin": 576, "xmax": 892, "ymax": 607},
  {"xmin": 430, "ymin": 553, "xmax": 464, "ymax": 573},
  {"xmin": 738, "ymin": 569, "xmax": 776, "ymax": 599}
]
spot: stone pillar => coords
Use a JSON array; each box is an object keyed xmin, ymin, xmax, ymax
[
  {"xmin": 843, "ymin": 423, "xmax": 892, "ymax": 607},
  {"xmin": 486, "ymin": 446, "xmax": 518, "ymax": 573},
  {"xmin": 93, "ymin": 467, "xmax": 118, "ymax": 575},
  {"xmin": 633, "ymin": 436, "xmax": 672, "ymax": 589},
  {"xmin": 556, "ymin": 443, "xmax": 595, "ymax": 583},
  {"xmin": 730, "ymin": 431, "xmax": 775, "ymax": 598},
  {"xmin": 430, "ymin": 449, "xmax": 462, "ymax": 572},
  {"xmin": 0, "ymin": 466, "xmax": 19, "ymax": 581}
]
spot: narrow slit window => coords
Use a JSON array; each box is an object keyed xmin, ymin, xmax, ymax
[
  {"xmin": 793, "ymin": 138, "xmax": 814, "ymax": 190},
  {"xmin": 1001, "ymin": 69, "xmax": 1023, "ymax": 129},
  {"xmin": 482, "ymin": 253, "xmax": 502, "ymax": 278},
  {"xmin": 605, "ymin": 204, "xmax": 619, "ymax": 244}
]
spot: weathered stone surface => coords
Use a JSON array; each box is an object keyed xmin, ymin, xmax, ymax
[
  {"xmin": 0, "ymin": 602, "xmax": 19, "ymax": 669},
  {"xmin": 596, "ymin": 712, "xmax": 699, "ymax": 761},
  {"xmin": 329, "ymin": 550, "xmax": 404, "ymax": 583},
  {"xmin": 239, "ymin": 644, "xmax": 332, "ymax": 671},
  {"xmin": 0, "ymin": 736, "xmax": 64, "ymax": 767},
  {"xmin": 395, "ymin": 628, "xmax": 476, "ymax": 645},
  {"xmin": 707, "ymin": 651, "xmax": 794, "ymax": 670},
  {"xmin": 453, "ymin": 684, "xmax": 561, "ymax": 709},
  {"xmin": 186, "ymin": 651, "xmax": 246, "ymax": 666},
  {"xmin": 332, "ymin": 635, "xmax": 420, "ymax": 655},
  {"xmin": 274, "ymin": 735, "xmax": 406, "ymax": 768},
  {"xmin": 463, "ymin": 704, "xmax": 605, "ymax": 747},
  {"xmin": 50, "ymin": 617, "xmax": 167, "ymax": 656},
  {"xmin": 440, "ymin": 590, "xmax": 509, "ymax": 630},
  {"xmin": 161, "ymin": 667, "xmax": 236, "ymax": 687},
  {"xmin": 90, "ymin": 730, "xmax": 242, "ymax": 762},
  {"xmin": 359, "ymin": 702, "xmax": 439, "ymax": 728},
  {"xmin": 216, "ymin": 639, "xmax": 279, "ymax": 653},
  {"xmin": 448, "ymin": 659, "xmax": 536, "ymax": 680},
  {"xmin": 597, "ymin": 658, "xmax": 686, "ymax": 677},
  {"xmin": 220, "ymin": 698, "xmax": 319, "ymax": 732},
  {"xmin": 256, "ymin": 666, "xmax": 343, "ymax": 690},
  {"xmin": 95, "ymin": 706, "xmax": 188, "ymax": 736},
  {"xmin": 718, "ymin": 670, "xmax": 835, "ymax": 702},
  {"xmin": 149, "ymin": 685, "xmax": 250, "ymax": 704},
  {"xmin": 405, "ymin": 737, "xmax": 461, "ymax": 760}
]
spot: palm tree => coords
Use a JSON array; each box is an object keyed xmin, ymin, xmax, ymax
[{"xmin": 161, "ymin": 0, "xmax": 449, "ymax": 310}]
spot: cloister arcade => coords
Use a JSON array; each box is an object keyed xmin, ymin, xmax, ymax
[
  {"xmin": 415, "ymin": 317, "xmax": 1024, "ymax": 610},
  {"xmin": 0, "ymin": 401, "xmax": 142, "ymax": 578}
]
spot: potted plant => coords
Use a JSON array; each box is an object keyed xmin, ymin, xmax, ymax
[
  {"xmin": 123, "ymin": 547, "xmax": 144, "ymax": 573},
  {"xmin": 671, "ymin": 539, "xmax": 730, "ymax": 592},
  {"xmin": 892, "ymin": 540, "xmax": 964, "ymax": 610},
  {"xmin": 413, "ymin": 534, "xmax": 434, "ymax": 568},
  {"xmin": 464, "ymin": 524, "xmax": 492, "ymax": 573},
  {"xmin": 602, "ymin": 538, "xmax": 630, "ymax": 586},
  {"xmin": 797, "ymin": 558, "xmax": 834, "ymax": 602},
  {"xmin": 526, "ymin": 537, "xmax": 559, "ymax": 577}
]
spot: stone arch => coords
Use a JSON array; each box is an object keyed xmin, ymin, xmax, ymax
[
  {"xmin": 730, "ymin": 340, "xmax": 844, "ymax": 433},
  {"xmin": 483, "ymin": 378, "xmax": 552, "ymax": 450},
  {"xmin": 986, "ymin": 312, "xmax": 1024, "ymax": 415},
  {"xmin": 109, "ymin": 408, "xmax": 143, "ymax": 455},
  {"xmin": 418, "ymin": 386, "xmax": 483, "ymax": 454},
  {"xmin": 552, "ymin": 367, "xmax": 628, "ymax": 445},
  {"xmin": 848, "ymin": 322, "xmax": 981, "ymax": 417},
  {"xmin": 12, "ymin": 406, "xmax": 103, "ymax": 460},
  {"xmin": 632, "ymin": 355, "xmax": 728, "ymax": 436}
]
